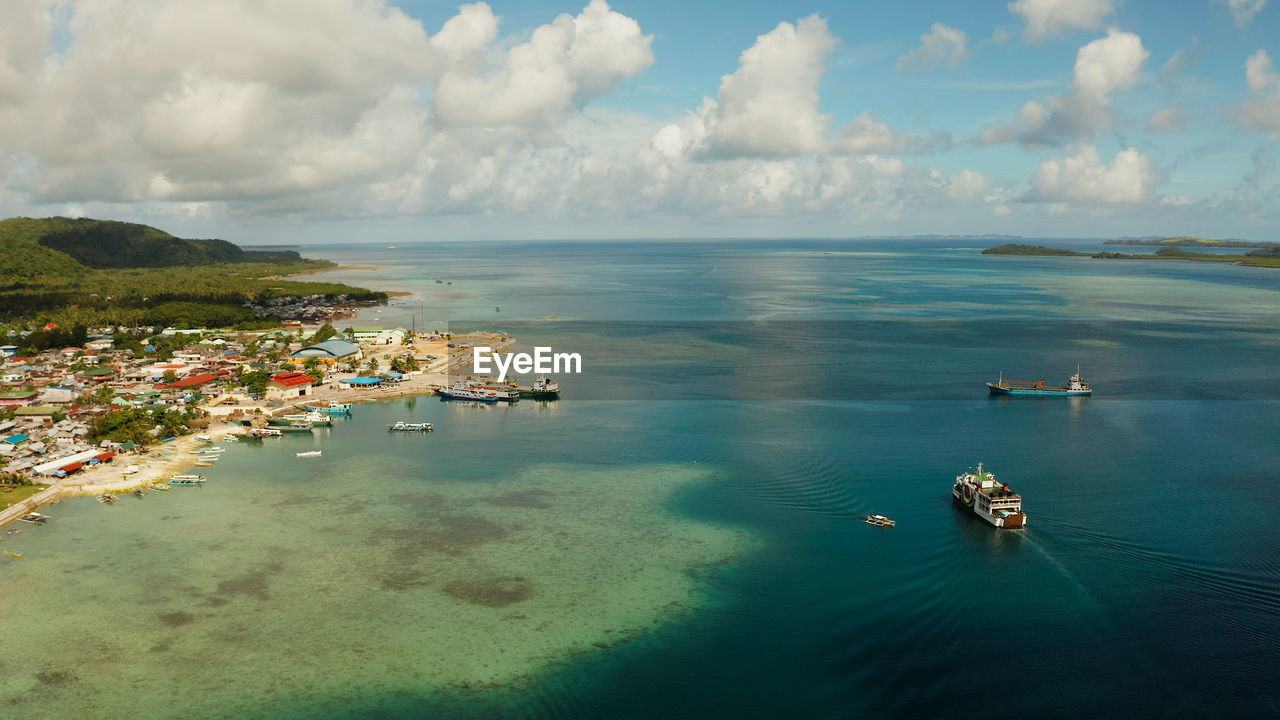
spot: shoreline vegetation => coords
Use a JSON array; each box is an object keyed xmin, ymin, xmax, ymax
[
  {"xmin": 982, "ymin": 243, "xmax": 1280, "ymax": 268},
  {"xmin": 0, "ymin": 216, "xmax": 388, "ymax": 329},
  {"xmin": 1106, "ymin": 236, "xmax": 1278, "ymax": 248}
]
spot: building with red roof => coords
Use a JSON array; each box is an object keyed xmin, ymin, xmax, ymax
[
  {"xmin": 267, "ymin": 372, "xmax": 317, "ymax": 399},
  {"xmin": 156, "ymin": 373, "xmax": 223, "ymax": 390}
]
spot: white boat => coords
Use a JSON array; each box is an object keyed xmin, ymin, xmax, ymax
[
  {"xmin": 295, "ymin": 450, "xmax": 323, "ymax": 457},
  {"xmin": 196, "ymin": 434, "xmax": 212, "ymax": 442},
  {"xmin": 389, "ymin": 421, "xmax": 433, "ymax": 432},
  {"xmin": 170, "ymin": 474, "xmax": 206, "ymax": 485},
  {"xmin": 122, "ymin": 465, "xmax": 141, "ymax": 475},
  {"xmin": 864, "ymin": 514, "xmax": 896, "ymax": 527},
  {"xmin": 952, "ymin": 463, "xmax": 1027, "ymax": 529}
]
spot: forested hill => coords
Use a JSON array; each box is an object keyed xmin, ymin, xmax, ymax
[{"xmin": 0, "ymin": 216, "xmax": 305, "ymax": 269}]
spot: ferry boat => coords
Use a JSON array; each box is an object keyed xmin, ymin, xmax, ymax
[
  {"xmin": 436, "ymin": 383, "xmax": 502, "ymax": 403},
  {"xmin": 519, "ymin": 376, "xmax": 560, "ymax": 398},
  {"xmin": 987, "ymin": 366, "xmax": 1091, "ymax": 396},
  {"xmin": 952, "ymin": 463, "xmax": 1027, "ymax": 529},
  {"xmin": 461, "ymin": 379, "xmax": 520, "ymax": 402},
  {"xmin": 389, "ymin": 421, "xmax": 433, "ymax": 432},
  {"xmin": 304, "ymin": 401, "xmax": 352, "ymax": 415}
]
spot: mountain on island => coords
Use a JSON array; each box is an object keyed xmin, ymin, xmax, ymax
[{"xmin": 0, "ymin": 216, "xmax": 304, "ymax": 271}]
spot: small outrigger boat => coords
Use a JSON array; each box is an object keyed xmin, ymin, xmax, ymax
[
  {"xmin": 196, "ymin": 434, "xmax": 213, "ymax": 442},
  {"xmin": 19, "ymin": 512, "xmax": 50, "ymax": 524},
  {"xmin": 864, "ymin": 514, "xmax": 896, "ymax": 527},
  {"xmin": 193, "ymin": 462, "xmax": 213, "ymax": 467},
  {"xmin": 170, "ymin": 475, "xmax": 206, "ymax": 485},
  {"xmin": 132, "ymin": 488, "xmax": 144, "ymax": 497},
  {"xmin": 5, "ymin": 550, "xmax": 22, "ymax": 558},
  {"xmin": 151, "ymin": 483, "xmax": 170, "ymax": 491},
  {"xmin": 98, "ymin": 493, "xmax": 117, "ymax": 503},
  {"xmin": 250, "ymin": 428, "xmax": 283, "ymax": 438},
  {"xmin": 295, "ymin": 450, "xmax": 322, "ymax": 457},
  {"xmin": 389, "ymin": 421, "xmax": 433, "ymax": 432},
  {"xmin": 304, "ymin": 401, "xmax": 352, "ymax": 415}
]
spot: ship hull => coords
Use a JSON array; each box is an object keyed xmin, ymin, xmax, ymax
[{"xmin": 987, "ymin": 383, "xmax": 1091, "ymax": 396}]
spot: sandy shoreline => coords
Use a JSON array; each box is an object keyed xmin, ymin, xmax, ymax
[{"xmin": 0, "ymin": 334, "xmax": 515, "ymax": 528}]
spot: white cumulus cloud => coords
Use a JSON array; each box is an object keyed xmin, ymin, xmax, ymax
[
  {"xmin": 896, "ymin": 23, "xmax": 969, "ymax": 72},
  {"xmin": 1008, "ymin": 0, "xmax": 1114, "ymax": 40},
  {"xmin": 705, "ymin": 14, "xmax": 837, "ymax": 158},
  {"xmin": 979, "ymin": 29, "xmax": 1148, "ymax": 147},
  {"xmin": 1233, "ymin": 50, "xmax": 1280, "ymax": 131},
  {"xmin": 1029, "ymin": 144, "xmax": 1158, "ymax": 203}
]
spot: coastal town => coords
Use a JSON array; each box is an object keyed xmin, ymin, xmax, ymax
[{"xmin": 0, "ymin": 322, "xmax": 516, "ymax": 528}]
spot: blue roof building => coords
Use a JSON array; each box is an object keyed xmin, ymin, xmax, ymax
[
  {"xmin": 291, "ymin": 339, "xmax": 362, "ymax": 361},
  {"xmin": 340, "ymin": 377, "xmax": 385, "ymax": 388}
]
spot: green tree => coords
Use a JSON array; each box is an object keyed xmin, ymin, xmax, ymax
[{"xmin": 309, "ymin": 323, "xmax": 337, "ymax": 343}]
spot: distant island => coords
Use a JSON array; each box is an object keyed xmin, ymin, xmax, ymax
[
  {"xmin": 983, "ymin": 243, "xmax": 1280, "ymax": 268},
  {"xmin": 0, "ymin": 216, "xmax": 387, "ymax": 329},
  {"xmin": 1106, "ymin": 236, "xmax": 1278, "ymax": 249}
]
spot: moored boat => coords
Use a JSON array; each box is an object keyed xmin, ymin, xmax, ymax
[
  {"xmin": 170, "ymin": 475, "xmax": 206, "ymax": 485},
  {"xmin": 304, "ymin": 401, "xmax": 352, "ymax": 415},
  {"xmin": 519, "ymin": 376, "xmax": 560, "ymax": 398},
  {"xmin": 389, "ymin": 421, "xmax": 433, "ymax": 432},
  {"xmin": 437, "ymin": 383, "xmax": 501, "ymax": 403},
  {"xmin": 952, "ymin": 463, "xmax": 1027, "ymax": 529},
  {"xmin": 295, "ymin": 450, "xmax": 323, "ymax": 457},
  {"xmin": 19, "ymin": 512, "xmax": 51, "ymax": 524},
  {"xmin": 988, "ymin": 366, "xmax": 1091, "ymax": 396}
]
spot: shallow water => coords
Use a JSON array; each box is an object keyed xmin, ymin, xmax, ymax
[{"xmin": 3, "ymin": 239, "xmax": 1279, "ymax": 718}]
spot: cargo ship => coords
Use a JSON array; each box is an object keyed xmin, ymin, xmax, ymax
[
  {"xmin": 952, "ymin": 463, "xmax": 1027, "ymax": 529},
  {"xmin": 987, "ymin": 366, "xmax": 1091, "ymax": 396},
  {"xmin": 519, "ymin": 376, "xmax": 560, "ymax": 398}
]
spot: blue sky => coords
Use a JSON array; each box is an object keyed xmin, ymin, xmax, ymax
[{"xmin": 0, "ymin": 0, "xmax": 1276, "ymax": 242}]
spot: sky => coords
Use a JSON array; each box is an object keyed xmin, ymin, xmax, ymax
[{"xmin": 0, "ymin": 0, "xmax": 1277, "ymax": 243}]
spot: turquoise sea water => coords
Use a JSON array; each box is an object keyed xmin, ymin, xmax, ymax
[{"xmin": 3, "ymin": 239, "xmax": 1279, "ymax": 718}]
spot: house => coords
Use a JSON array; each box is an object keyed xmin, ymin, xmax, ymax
[
  {"xmin": 351, "ymin": 326, "xmax": 384, "ymax": 341},
  {"xmin": 85, "ymin": 338, "xmax": 114, "ymax": 351},
  {"xmin": 0, "ymin": 345, "xmax": 18, "ymax": 357},
  {"xmin": 372, "ymin": 328, "xmax": 407, "ymax": 346},
  {"xmin": 0, "ymin": 390, "xmax": 39, "ymax": 407},
  {"xmin": 266, "ymin": 372, "xmax": 317, "ymax": 399},
  {"xmin": 289, "ymin": 339, "xmax": 362, "ymax": 365},
  {"xmin": 38, "ymin": 387, "xmax": 77, "ymax": 404},
  {"xmin": 340, "ymin": 377, "xmax": 385, "ymax": 389},
  {"xmin": 156, "ymin": 373, "xmax": 223, "ymax": 391},
  {"xmin": 1, "ymin": 433, "xmax": 29, "ymax": 448}
]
